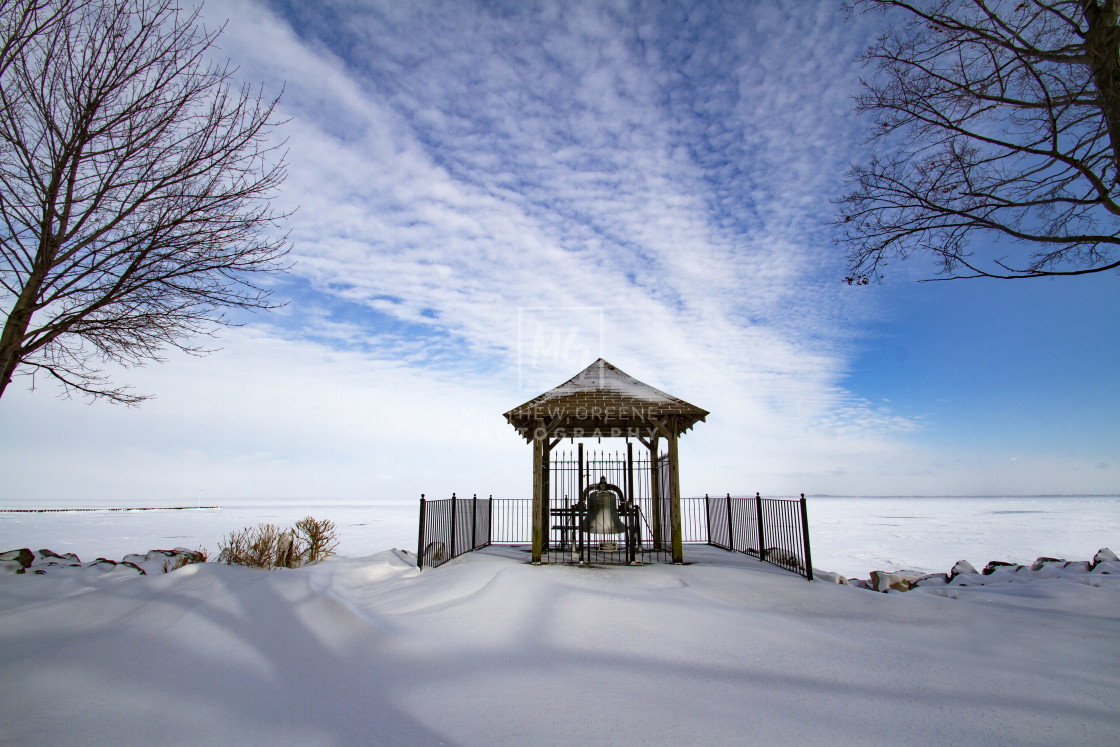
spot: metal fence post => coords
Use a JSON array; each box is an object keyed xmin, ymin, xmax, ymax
[
  {"xmin": 704, "ymin": 494, "xmax": 712, "ymax": 547},
  {"xmin": 755, "ymin": 492, "xmax": 765, "ymax": 559},
  {"xmin": 449, "ymin": 492, "xmax": 458, "ymax": 560},
  {"xmin": 726, "ymin": 492, "xmax": 735, "ymax": 552},
  {"xmin": 488, "ymin": 494, "xmax": 494, "ymax": 547},
  {"xmin": 472, "ymin": 493, "xmax": 478, "ymax": 550},
  {"xmin": 799, "ymin": 493, "xmax": 814, "ymax": 581},
  {"xmin": 417, "ymin": 494, "xmax": 426, "ymax": 571}
]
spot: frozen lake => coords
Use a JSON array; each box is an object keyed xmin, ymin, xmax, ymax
[
  {"xmin": 2, "ymin": 495, "xmax": 1117, "ymax": 579},
  {"xmin": 806, "ymin": 495, "xmax": 1119, "ymax": 577},
  {"xmin": 0, "ymin": 500, "xmax": 419, "ymax": 565}
]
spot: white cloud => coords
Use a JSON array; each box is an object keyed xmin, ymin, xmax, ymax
[{"xmin": 6, "ymin": 0, "xmax": 1110, "ymax": 503}]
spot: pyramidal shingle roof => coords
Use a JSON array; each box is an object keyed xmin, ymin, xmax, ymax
[{"xmin": 504, "ymin": 358, "xmax": 708, "ymax": 440}]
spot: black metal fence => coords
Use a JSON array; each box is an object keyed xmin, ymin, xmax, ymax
[
  {"xmin": 417, "ymin": 491, "xmax": 813, "ymax": 579},
  {"xmin": 706, "ymin": 493, "xmax": 814, "ymax": 580},
  {"xmin": 416, "ymin": 493, "xmax": 491, "ymax": 570}
]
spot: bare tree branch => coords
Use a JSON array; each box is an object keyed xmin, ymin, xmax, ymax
[
  {"xmin": 837, "ymin": 0, "xmax": 1120, "ymax": 281},
  {"xmin": 0, "ymin": 0, "xmax": 290, "ymax": 403},
  {"xmin": 0, "ymin": 0, "xmax": 87, "ymax": 77}
]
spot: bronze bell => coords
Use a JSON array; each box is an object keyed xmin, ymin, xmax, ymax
[{"xmin": 581, "ymin": 477, "xmax": 628, "ymax": 535}]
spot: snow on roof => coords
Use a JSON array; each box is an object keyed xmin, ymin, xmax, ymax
[{"xmin": 504, "ymin": 358, "xmax": 709, "ymax": 437}]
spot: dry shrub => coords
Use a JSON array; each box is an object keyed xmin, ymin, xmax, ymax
[
  {"xmin": 219, "ymin": 523, "xmax": 282, "ymax": 569},
  {"xmin": 219, "ymin": 518, "xmax": 338, "ymax": 570},
  {"xmin": 295, "ymin": 516, "xmax": 339, "ymax": 564}
]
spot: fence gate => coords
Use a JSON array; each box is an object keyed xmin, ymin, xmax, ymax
[{"xmin": 539, "ymin": 443, "xmax": 672, "ymax": 565}]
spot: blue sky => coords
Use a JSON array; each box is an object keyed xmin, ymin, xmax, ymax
[{"xmin": 1, "ymin": 0, "xmax": 1117, "ymax": 503}]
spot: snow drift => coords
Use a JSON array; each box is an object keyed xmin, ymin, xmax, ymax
[{"xmin": 1, "ymin": 545, "xmax": 1118, "ymax": 745}]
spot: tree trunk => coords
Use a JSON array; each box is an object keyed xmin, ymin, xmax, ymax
[
  {"xmin": 1085, "ymin": 0, "xmax": 1120, "ymax": 175},
  {"xmin": 0, "ymin": 217, "xmax": 58, "ymax": 399},
  {"xmin": 0, "ymin": 277, "xmax": 43, "ymax": 399}
]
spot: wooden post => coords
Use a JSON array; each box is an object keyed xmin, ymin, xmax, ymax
[
  {"xmin": 531, "ymin": 434, "xmax": 544, "ymax": 563},
  {"xmin": 667, "ymin": 424, "xmax": 683, "ymax": 563},
  {"xmin": 541, "ymin": 445, "xmax": 551, "ymax": 552}
]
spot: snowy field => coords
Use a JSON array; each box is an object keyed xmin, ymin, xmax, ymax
[
  {"xmin": 806, "ymin": 495, "xmax": 1120, "ymax": 578},
  {"xmin": 0, "ymin": 499, "xmax": 419, "ymax": 568},
  {"xmin": 2, "ymin": 495, "xmax": 1117, "ymax": 579},
  {"xmin": 2, "ymin": 496, "xmax": 1118, "ymax": 745},
  {"xmin": 2, "ymin": 544, "xmax": 1118, "ymax": 745}
]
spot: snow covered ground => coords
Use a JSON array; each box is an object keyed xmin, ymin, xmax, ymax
[
  {"xmin": 2, "ymin": 545, "xmax": 1118, "ymax": 745},
  {"xmin": 2, "ymin": 496, "xmax": 1118, "ymax": 745}
]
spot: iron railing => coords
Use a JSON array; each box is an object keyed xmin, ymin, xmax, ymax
[
  {"xmin": 483, "ymin": 497, "xmax": 708, "ymax": 545},
  {"xmin": 706, "ymin": 493, "xmax": 814, "ymax": 580},
  {"xmin": 416, "ymin": 493, "xmax": 491, "ymax": 570},
  {"xmin": 418, "ymin": 492, "xmax": 812, "ymax": 579}
]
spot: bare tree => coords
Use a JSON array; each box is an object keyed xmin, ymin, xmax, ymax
[
  {"xmin": 837, "ymin": 0, "xmax": 1120, "ymax": 281},
  {"xmin": 1, "ymin": 0, "xmax": 85, "ymax": 77},
  {"xmin": 0, "ymin": 0, "xmax": 288, "ymax": 404}
]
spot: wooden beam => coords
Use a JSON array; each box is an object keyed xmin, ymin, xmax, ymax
[
  {"xmin": 667, "ymin": 422, "xmax": 683, "ymax": 563},
  {"xmin": 541, "ymin": 414, "xmax": 564, "ymax": 436},
  {"xmin": 541, "ymin": 442, "xmax": 552, "ymax": 552},
  {"xmin": 648, "ymin": 415, "xmax": 673, "ymax": 440}
]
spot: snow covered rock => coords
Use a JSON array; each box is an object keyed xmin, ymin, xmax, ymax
[
  {"xmin": 2, "ymin": 547, "xmax": 211, "ymax": 576},
  {"xmin": 984, "ymin": 564, "xmax": 1029, "ymax": 581},
  {"xmin": 949, "ymin": 560, "xmax": 978, "ymax": 579},
  {"xmin": 1061, "ymin": 561, "xmax": 1091, "ymax": 574},
  {"xmin": 87, "ymin": 558, "xmax": 122, "ymax": 572},
  {"xmin": 121, "ymin": 549, "xmax": 208, "ymax": 574},
  {"xmin": 869, "ymin": 569, "xmax": 924, "ymax": 592},
  {"xmin": 912, "ymin": 573, "xmax": 949, "ymax": 587},
  {"xmin": 1091, "ymin": 549, "xmax": 1119, "ymax": 574},
  {"xmin": 1030, "ymin": 557, "xmax": 1065, "ymax": 572},
  {"xmin": 122, "ymin": 549, "xmax": 176, "ymax": 565},
  {"xmin": 982, "ymin": 561, "xmax": 1022, "ymax": 575},
  {"xmin": 0, "ymin": 549, "xmax": 34, "ymax": 574},
  {"xmin": 1093, "ymin": 548, "xmax": 1118, "ymax": 565},
  {"xmin": 37, "ymin": 549, "xmax": 81, "ymax": 566}
]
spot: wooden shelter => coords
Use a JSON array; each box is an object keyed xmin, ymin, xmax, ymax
[{"xmin": 504, "ymin": 358, "xmax": 708, "ymax": 563}]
